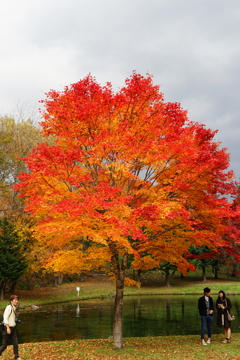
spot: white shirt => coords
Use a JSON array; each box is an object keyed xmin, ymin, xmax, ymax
[{"xmin": 3, "ymin": 304, "xmax": 16, "ymax": 327}]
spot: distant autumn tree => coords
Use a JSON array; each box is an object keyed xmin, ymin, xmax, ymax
[
  {"xmin": 0, "ymin": 116, "xmax": 43, "ymax": 220},
  {"xmin": 16, "ymin": 73, "xmax": 239, "ymax": 348}
]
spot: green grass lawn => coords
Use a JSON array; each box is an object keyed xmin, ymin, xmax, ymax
[
  {"xmin": 1, "ymin": 268, "xmax": 238, "ymax": 307},
  {"xmin": 2, "ymin": 334, "xmax": 240, "ymax": 359}
]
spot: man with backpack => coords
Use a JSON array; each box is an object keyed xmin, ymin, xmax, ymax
[{"xmin": 0, "ymin": 294, "xmax": 21, "ymax": 360}]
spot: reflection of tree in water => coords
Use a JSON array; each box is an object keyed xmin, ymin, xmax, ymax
[
  {"xmin": 232, "ymin": 298, "xmax": 240, "ymax": 319},
  {"xmin": 166, "ymin": 299, "xmax": 170, "ymax": 321},
  {"xmin": 133, "ymin": 297, "xmax": 142, "ymax": 322},
  {"xmin": 182, "ymin": 301, "xmax": 184, "ymax": 318},
  {"xmin": 54, "ymin": 305, "xmax": 64, "ymax": 314}
]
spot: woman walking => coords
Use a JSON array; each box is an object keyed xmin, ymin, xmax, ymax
[{"xmin": 216, "ymin": 290, "xmax": 232, "ymax": 343}]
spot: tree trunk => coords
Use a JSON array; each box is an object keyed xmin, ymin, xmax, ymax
[
  {"xmin": 0, "ymin": 281, "xmax": 5, "ymax": 300},
  {"xmin": 231, "ymin": 263, "xmax": 237, "ymax": 277},
  {"xmin": 113, "ymin": 269, "xmax": 124, "ymax": 348},
  {"xmin": 202, "ymin": 266, "xmax": 207, "ymax": 281},
  {"xmin": 137, "ymin": 270, "xmax": 141, "ymax": 283},
  {"xmin": 165, "ymin": 269, "xmax": 170, "ymax": 287},
  {"xmin": 10, "ymin": 281, "xmax": 17, "ymax": 294},
  {"xmin": 109, "ymin": 242, "xmax": 128, "ymax": 349},
  {"xmin": 54, "ymin": 275, "xmax": 63, "ymax": 286},
  {"xmin": 212, "ymin": 266, "xmax": 218, "ymax": 279},
  {"xmin": 132, "ymin": 270, "xmax": 135, "ymax": 280}
]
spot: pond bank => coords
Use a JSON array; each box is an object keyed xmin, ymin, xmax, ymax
[
  {"xmin": 7, "ymin": 334, "xmax": 240, "ymax": 359},
  {"xmin": 1, "ymin": 271, "xmax": 240, "ymax": 308}
]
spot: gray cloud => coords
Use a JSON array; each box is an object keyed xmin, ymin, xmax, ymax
[{"xmin": 0, "ymin": 0, "xmax": 239, "ymax": 179}]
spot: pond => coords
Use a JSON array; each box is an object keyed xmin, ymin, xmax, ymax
[{"xmin": 15, "ymin": 295, "xmax": 240, "ymax": 343}]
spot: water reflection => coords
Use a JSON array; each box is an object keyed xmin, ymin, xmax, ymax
[
  {"xmin": 76, "ymin": 303, "xmax": 80, "ymax": 317},
  {"xmin": 14, "ymin": 295, "xmax": 240, "ymax": 343}
]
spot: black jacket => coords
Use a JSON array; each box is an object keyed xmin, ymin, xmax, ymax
[
  {"xmin": 198, "ymin": 296, "xmax": 214, "ymax": 316},
  {"xmin": 216, "ymin": 291, "xmax": 232, "ymax": 328}
]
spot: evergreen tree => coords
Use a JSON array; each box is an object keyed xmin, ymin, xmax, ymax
[
  {"xmin": 159, "ymin": 261, "xmax": 178, "ymax": 287},
  {"xmin": 0, "ymin": 218, "xmax": 28, "ymax": 299},
  {"xmin": 186, "ymin": 245, "xmax": 220, "ymax": 281}
]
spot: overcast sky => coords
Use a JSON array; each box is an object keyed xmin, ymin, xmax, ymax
[{"xmin": 0, "ymin": 0, "xmax": 239, "ymax": 180}]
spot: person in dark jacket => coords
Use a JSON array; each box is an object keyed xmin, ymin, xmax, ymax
[
  {"xmin": 216, "ymin": 290, "xmax": 232, "ymax": 343},
  {"xmin": 198, "ymin": 287, "xmax": 214, "ymax": 345}
]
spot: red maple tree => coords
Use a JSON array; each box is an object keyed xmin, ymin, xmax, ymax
[{"xmin": 15, "ymin": 73, "xmax": 239, "ymax": 348}]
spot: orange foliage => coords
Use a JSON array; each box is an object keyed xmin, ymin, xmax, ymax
[
  {"xmin": 124, "ymin": 277, "xmax": 141, "ymax": 287},
  {"xmin": 15, "ymin": 72, "xmax": 239, "ymax": 277}
]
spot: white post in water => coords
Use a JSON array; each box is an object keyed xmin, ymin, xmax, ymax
[{"xmin": 76, "ymin": 286, "xmax": 80, "ymax": 297}]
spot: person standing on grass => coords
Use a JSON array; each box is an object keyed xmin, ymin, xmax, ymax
[
  {"xmin": 216, "ymin": 290, "xmax": 232, "ymax": 343},
  {"xmin": 0, "ymin": 294, "xmax": 22, "ymax": 360},
  {"xmin": 198, "ymin": 287, "xmax": 214, "ymax": 345}
]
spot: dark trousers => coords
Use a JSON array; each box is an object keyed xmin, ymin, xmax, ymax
[
  {"xmin": 0, "ymin": 326, "xmax": 19, "ymax": 359},
  {"xmin": 201, "ymin": 315, "xmax": 213, "ymax": 340}
]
